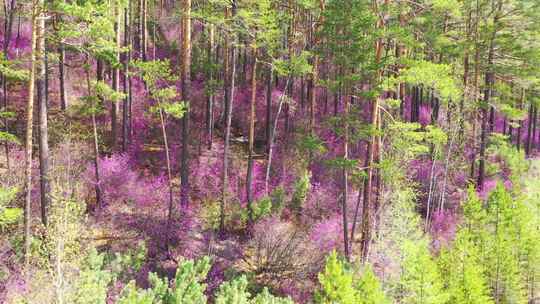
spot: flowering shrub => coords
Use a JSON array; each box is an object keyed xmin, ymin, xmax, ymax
[{"xmin": 83, "ymin": 153, "xmax": 168, "ymax": 207}]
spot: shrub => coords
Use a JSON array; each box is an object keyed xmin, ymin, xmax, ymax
[
  {"xmin": 239, "ymin": 217, "xmax": 324, "ymax": 287},
  {"xmin": 0, "ymin": 187, "xmax": 22, "ymax": 232},
  {"xmin": 290, "ymin": 170, "xmax": 311, "ymax": 212}
]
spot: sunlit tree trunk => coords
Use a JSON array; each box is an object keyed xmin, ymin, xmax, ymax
[
  {"xmin": 478, "ymin": 0, "xmax": 502, "ymax": 189},
  {"xmin": 24, "ymin": 0, "xmax": 39, "ymax": 266},
  {"xmin": 180, "ymin": 0, "xmax": 191, "ymax": 207},
  {"xmin": 2, "ymin": 0, "xmax": 16, "ymax": 170},
  {"xmin": 246, "ymin": 49, "xmax": 257, "ymax": 227},
  {"xmin": 360, "ymin": 0, "xmax": 385, "ymax": 262},
  {"xmin": 220, "ymin": 1, "xmax": 237, "ymax": 234},
  {"xmin": 37, "ymin": 5, "xmax": 50, "ymax": 226},
  {"xmin": 122, "ymin": 3, "xmax": 131, "ymax": 152}
]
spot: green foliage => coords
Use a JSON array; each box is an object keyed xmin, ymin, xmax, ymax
[
  {"xmin": 215, "ymin": 276, "xmax": 251, "ymax": 304},
  {"xmin": 315, "ymin": 251, "xmax": 356, "ymax": 304},
  {"xmin": 110, "ymin": 241, "xmax": 148, "ymax": 281},
  {"xmin": 133, "ymin": 59, "xmax": 185, "ymax": 120},
  {"xmin": 297, "ymin": 134, "xmax": 327, "ymax": 158},
  {"xmin": 168, "ymin": 257, "xmax": 212, "ymax": 304},
  {"xmin": 273, "ymin": 51, "xmax": 312, "ymax": 77},
  {"xmin": 0, "ymin": 55, "xmax": 29, "ymax": 81},
  {"xmin": 356, "ymin": 265, "xmax": 390, "ymax": 304},
  {"xmin": 251, "ymin": 288, "xmax": 294, "ymax": 304},
  {"xmin": 241, "ymin": 197, "xmax": 273, "ymax": 223},
  {"xmin": 69, "ymin": 248, "xmax": 112, "ymax": 304},
  {"xmin": 487, "ymin": 133, "xmax": 528, "ymax": 191},
  {"xmin": 0, "ymin": 130, "xmax": 20, "ymax": 145},
  {"xmin": 117, "ymin": 281, "xmax": 158, "ymax": 304},
  {"xmin": 392, "ymin": 60, "xmax": 461, "ymax": 102},
  {"xmin": 0, "ymin": 187, "xmax": 21, "ymax": 232},
  {"xmin": 119, "ymin": 257, "xmax": 211, "ymax": 304},
  {"xmin": 399, "ymin": 240, "xmax": 448, "ymax": 304},
  {"xmin": 290, "ymin": 169, "xmax": 311, "ymax": 211},
  {"xmin": 484, "ymin": 185, "xmax": 528, "ymax": 303},
  {"xmin": 438, "ymin": 231, "xmax": 494, "ymax": 304},
  {"xmin": 264, "ymin": 186, "xmax": 285, "ymax": 216},
  {"xmin": 94, "ymin": 80, "xmax": 126, "ymax": 102}
]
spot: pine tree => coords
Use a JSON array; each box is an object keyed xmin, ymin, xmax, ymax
[
  {"xmin": 314, "ymin": 251, "xmax": 356, "ymax": 304},
  {"xmin": 356, "ymin": 264, "xmax": 390, "ymax": 304},
  {"xmin": 439, "ymin": 231, "xmax": 495, "ymax": 304},
  {"xmin": 399, "ymin": 240, "xmax": 448, "ymax": 304}
]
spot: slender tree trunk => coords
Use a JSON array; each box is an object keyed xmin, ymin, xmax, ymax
[
  {"xmin": 91, "ymin": 60, "xmax": 103, "ymax": 212},
  {"xmin": 160, "ymin": 108, "xmax": 175, "ymax": 248},
  {"xmin": 220, "ymin": 0, "xmax": 237, "ymax": 234},
  {"xmin": 24, "ymin": 0, "xmax": 38, "ymax": 266},
  {"xmin": 265, "ymin": 77, "xmax": 291, "ymax": 194},
  {"xmin": 360, "ymin": 0, "xmax": 385, "ymax": 262},
  {"xmin": 2, "ymin": 0, "xmax": 16, "ymax": 170},
  {"xmin": 478, "ymin": 0, "xmax": 501, "ymax": 189},
  {"xmin": 58, "ymin": 42, "xmax": 66, "ymax": 110},
  {"xmin": 206, "ymin": 24, "xmax": 215, "ymax": 149},
  {"xmin": 180, "ymin": 0, "xmax": 191, "ymax": 207},
  {"xmin": 37, "ymin": 10, "xmax": 50, "ymax": 226},
  {"xmin": 246, "ymin": 51, "xmax": 257, "ymax": 226},
  {"xmin": 220, "ymin": 10, "xmax": 230, "ymax": 125},
  {"xmin": 517, "ymin": 88, "xmax": 524, "ymax": 150},
  {"xmin": 122, "ymin": 4, "xmax": 131, "ymax": 152},
  {"xmin": 526, "ymin": 104, "xmax": 535, "ymax": 156},
  {"xmin": 111, "ymin": 1, "xmax": 121, "ymax": 150},
  {"xmin": 265, "ymin": 67, "xmax": 273, "ymax": 154},
  {"xmin": 141, "ymin": 0, "xmax": 147, "ymax": 60},
  {"xmin": 342, "ymin": 92, "xmax": 350, "ymax": 259},
  {"xmin": 533, "ymin": 107, "xmax": 538, "ymax": 153}
]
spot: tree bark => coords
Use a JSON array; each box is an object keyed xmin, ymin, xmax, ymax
[
  {"xmin": 24, "ymin": 0, "xmax": 38, "ymax": 266},
  {"xmin": 246, "ymin": 51, "xmax": 257, "ymax": 226},
  {"xmin": 265, "ymin": 67, "xmax": 273, "ymax": 154},
  {"xmin": 122, "ymin": 4, "xmax": 131, "ymax": 152},
  {"xmin": 360, "ymin": 0, "xmax": 385, "ymax": 262},
  {"xmin": 477, "ymin": 0, "xmax": 501, "ymax": 189},
  {"xmin": 37, "ymin": 9, "xmax": 50, "ymax": 226},
  {"xmin": 206, "ymin": 24, "xmax": 215, "ymax": 149},
  {"xmin": 2, "ymin": 0, "xmax": 16, "ymax": 170},
  {"xmin": 111, "ymin": 1, "xmax": 121, "ymax": 150},
  {"xmin": 342, "ymin": 92, "xmax": 350, "ymax": 259},
  {"xmin": 220, "ymin": 1, "xmax": 237, "ymax": 234},
  {"xmin": 180, "ymin": 0, "xmax": 191, "ymax": 207}
]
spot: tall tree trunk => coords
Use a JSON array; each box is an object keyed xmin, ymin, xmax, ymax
[
  {"xmin": 517, "ymin": 88, "xmax": 524, "ymax": 150},
  {"xmin": 111, "ymin": 1, "xmax": 121, "ymax": 150},
  {"xmin": 37, "ymin": 10, "xmax": 50, "ymax": 226},
  {"xmin": 533, "ymin": 107, "xmax": 538, "ymax": 153},
  {"xmin": 206, "ymin": 24, "xmax": 215, "ymax": 149},
  {"xmin": 92, "ymin": 60, "xmax": 104, "ymax": 212},
  {"xmin": 160, "ymin": 108, "xmax": 175, "ymax": 248},
  {"xmin": 265, "ymin": 77, "xmax": 291, "ymax": 194},
  {"xmin": 220, "ymin": 1, "xmax": 237, "ymax": 234},
  {"xmin": 265, "ymin": 67, "xmax": 273, "ymax": 154},
  {"xmin": 526, "ymin": 104, "xmax": 535, "ymax": 156},
  {"xmin": 477, "ymin": 0, "xmax": 501, "ymax": 189},
  {"xmin": 141, "ymin": 0, "xmax": 147, "ymax": 60},
  {"xmin": 24, "ymin": 0, "xmax": 39, "ymax": 266},
  {"xmin": 246, "ymin": 50, "xmax": 257, "ymax": 226},
  {"xmin": 342, "ymin": 92, "xmax": 350, "ymax": 259},
  {"xmin": 360, "ymin": 0, "xmax": 385, "ymax": 262},
  {"xmin": 180, "ymin": 0, "xmax": 191, "ymax": 207},
  {"xmin": 58, "ymin": 42, "xmax": 66, "ymax": 110},
  {"xmin": 220, "ymin": 10, "xmax": 230, "ymax": 125},
  {"xmin": 122, "ymin": 4, "xmax": 131, "ymax": 152},
  {"xmin": 2, "ymin": 0, "xmax": 16, "ymax": 170}
]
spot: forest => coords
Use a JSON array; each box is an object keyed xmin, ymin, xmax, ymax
[{"xmin": 1, "ymin": 0, "xmax": 540, "ymax": 303}]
